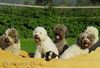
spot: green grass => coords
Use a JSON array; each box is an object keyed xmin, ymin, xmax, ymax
[
  {"xmin": 21, "ymin": 39, "xmax": 36, "ymax": 53},
  {"xmin": 21, "ymin": 38, "xmax": 77, "ymax": 53},
  {"xmin": 67, "ymin": 38, "xmax": 77, "ymax": 46}
]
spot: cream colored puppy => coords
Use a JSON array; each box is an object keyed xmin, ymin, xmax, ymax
[
  {"xmin": 84, "ymin": 26, "xmax": 99, "ymax": 44},
  {"xmin": 33, "ymin": 27, "xmax": 58, "ymax": 60},
  {"xmin": 60, "ymin": 32, "xmax": 95, "ymax": 59},
  {"xmin": 60, "ymin": 26, "xmax": 99, "ymax": 59}
]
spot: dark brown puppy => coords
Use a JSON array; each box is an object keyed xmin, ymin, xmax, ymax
[{"xmin": 53, "ymin": 24, "xmax": 69, "ymax": 55}]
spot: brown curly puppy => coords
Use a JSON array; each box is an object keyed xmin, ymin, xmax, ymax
[
  {"xmin": 0, "ymin": 28, "xmax": 20, "ymax": 55},
  {"xmin": 53, "ymin": 24, "xmax": 69, "ymax": 56}
]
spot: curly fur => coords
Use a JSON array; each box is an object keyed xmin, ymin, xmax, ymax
[
  {"xmin": 53, "ymin": 24, "xmax": 69, "ymax": 55},
  {"xmin": 60, "ymin": 32, "xmax": 96, "ymax": 59},
  {"xmin": 84, "ymin": 26, "xmax": 99, "ymax": 44},
  {"xmin": 0, "ymin": 28, "xmax": 20, "ymax": 55},
  {"xmin": 33, "ymin": 27, "xmax": 58, "ymax": 59},
  {"xmin": 85, "ymin": 26, "xmax": 100, "ymax": 53},
  {"xmin": 45, "ymin": 51, "xmax": 58, "ymax": 61},
  {"xmin": 77, "ymin": 32, "xmax": 95, "ymax": 49}
]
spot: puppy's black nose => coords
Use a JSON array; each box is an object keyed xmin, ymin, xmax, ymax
[
  {"xmin": 5, "ymin": 37, "xmax": 10, "ymax": 42},
  {"xmin": 35, "ymin": 35, "xmax": 38, "ymax": 37},
  {"xmin": 35, "ymin": 35, "xmax": 38, "ymax": 38},
  {"xmin": 84, "ymin": 40, "xmax": 88, "ymax": 43}
]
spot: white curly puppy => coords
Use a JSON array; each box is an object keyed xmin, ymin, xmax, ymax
[
  {"xmin": 60, "ymin": 32, "xmax": 96, "ymax": 59},
  {"xmin": 85, "ymin": 26, "xmax": 100, "ymax": 53},
  {"xmin": 60, "ymin": 26, "xmax": 99, "ymax": 59},
  {"xmin": 84, "ymin": 26, "xmax": 99, "ymax": 44},
  {"xmin": 0, "ymin": 28, "xmax": 20, "ymax": 55},
  {"xmin": 33, "ymin": 27, "xmax": 58, "ymax": 60}
]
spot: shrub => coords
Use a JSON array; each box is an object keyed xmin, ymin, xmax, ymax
[{"xmin": 0, "ymin": 7, "xmax": 100, "ymax": 39}]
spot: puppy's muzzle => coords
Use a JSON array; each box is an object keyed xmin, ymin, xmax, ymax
[
  {"xmin": 4, "ymin": 37, "xmax": 10, "ymax": 43},
  {"xmin": 84, "ymin": 40, "xmax": 89, "ymax": 43},
  {"xmin": 55, "ymin": 33, "xmax": 61, "ymax": 40},
  {"xmin": 34, "ymin": 35, "xmax": 40, "ymax": 42},
  {"xmin": 83, "ymin": 40, "xmax": 90, "ymax": 48},
  {"xmin": 34, "ymin": 35, "xmax": 39, "ymax": 39}
]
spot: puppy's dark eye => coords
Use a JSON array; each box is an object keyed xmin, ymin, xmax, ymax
[
  {"xmin": 79, "ymin": 36, "xmax": 84, "ymax": 40},
  {"xmin": 88, "ymin": 35, "xmax": 95, "ymax": 41},
  {"xmin": 87, "ymin": 35, "xmax": 92, "ymax": 39},
  {"xmin": 55, "ymin": 33, "xmax": 57, "ymax": 35}
]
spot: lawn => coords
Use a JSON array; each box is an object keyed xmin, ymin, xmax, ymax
[
  {"xmin": 21, "ymin": 38, "xmax": 77, "ymax": 53},
  {"xmin": 21, "ymin": 39, "xmax": 36, "ymax": 53}
]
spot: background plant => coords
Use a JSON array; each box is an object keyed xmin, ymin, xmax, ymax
[{"xmin": 0, "ymin": 7, "xmax": 100, "ymax": 39}]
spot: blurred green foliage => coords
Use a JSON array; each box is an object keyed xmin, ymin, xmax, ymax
[{"xmin": 0, "ymin": 7, "xmax": 100, "ymax": 39}]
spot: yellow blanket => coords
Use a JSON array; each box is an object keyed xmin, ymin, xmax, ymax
[{"xmin": 0, "ymin": 48, "xmax": 100, "ymax": 68}]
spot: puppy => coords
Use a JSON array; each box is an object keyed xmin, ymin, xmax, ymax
[
  {"xmin": 33, "ymin": 26, "xmax": 58, "ymax": 60},
  {"xmin": 45, "ymin": 51, "xmax": 58, "ymax": 61},
  {"xmin": 84, "ymin": 26, "xmax": 99, "ymax": 44},
  {"xmin": 0, "ymin": 28, "xmax": 20, "ymax": 55},
  {"xmin": 84, "ymin": 26, "xmax": 100, "ymax": 53},
  {"xmin": 60, "ymin": 32, "xmax": 95, "ymax": 59},
  {"xmin": 53, "ymin": 24, "xmax": 69, "ymax": 56}
]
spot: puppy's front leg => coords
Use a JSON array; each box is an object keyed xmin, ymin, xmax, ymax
[
  {"xmin": 55, "ymin": 56, "xmax": 58, "ymax": 59},
  {"xmin": 34, "ymin": 49, "xmax": 41, "ymax": 58}
]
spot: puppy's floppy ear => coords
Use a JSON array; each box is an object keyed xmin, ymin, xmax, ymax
[
  {"xmin": 88, "ymin": 34, "xmax": 95, "ymax": 41},
  {"xmin": 77, "ymin": 34, "xmax": 82, "ymax": 44},
  {"xmin": 77, "ymin": 36, "xmax": 80, "ymax": 42},
  {"xmin": 14, "ymin": 35, "xmax": 19, "ymax": 43},
  {"xmin": 53, "ymin": 26, "xmax": 56, "ymax": 34},
  {"xmin": 52, "ymin": 52, "xmax": 57, "ymax": 58},
  {"xmin": 65, "ymin": 27, "xmax": 69, "ymax": 38}
]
